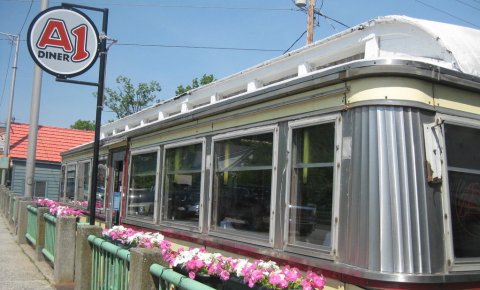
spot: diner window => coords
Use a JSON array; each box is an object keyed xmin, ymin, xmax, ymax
[
  {"xmin": 445, "ymin": 124, "xmax": 480, "ymax": 259},
  {"xmin": 96, "ymin": 160, "xmax": 107, "ymax": 210},
  {"xmin": 59, "ymin": 165, "xmax": 66, "ymax": 197},
  {"xmin": 66, "ymin": 164, "xmax": 76, "ymax": 200},
  {"xmin": 162, "ymin": 142, "xmax": 203, "ymax": 227},
  {"xmin": 77, "ymin": 161, "xmax": 90, "ymax": 201},
  {"xmin": 127, "ymin": 150, "xmax": 158, "ymax": 219},
  {"xmin": 288, "ymin": 121, "xmax": 335, "ymax": 249},
  {"xmin": 211, "ymin": 131, "xmax": 275, "ymax": 241}
]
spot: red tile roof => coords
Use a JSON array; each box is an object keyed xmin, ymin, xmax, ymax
[{"xmin": 6, "ymin": 123, "xmax": 94, "ymax": 163}]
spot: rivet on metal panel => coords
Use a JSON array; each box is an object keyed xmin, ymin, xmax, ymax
[{"xmin": 444, "ymin": 213, "xmax": 448, "ymax": 219}]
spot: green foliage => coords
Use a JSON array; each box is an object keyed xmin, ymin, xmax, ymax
[
  {"xmin": 102, "ymin": 75, "xmax": 161, "ymax": 119},
  {"xmin": 175, "ymin": 74, "xmax": 215, "ymax": 96},
  {"xmin": 70, "ymin": 119, "xmax": 95, "ymax": 131}
]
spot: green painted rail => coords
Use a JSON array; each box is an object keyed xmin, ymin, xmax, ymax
[
  {"xmin": 88, "ymin": 235, "xmax": 130, "ymax": 290},
  {"xmin": 42, "ymin": 213, "xmax": 57, "ymax": 263},
  {"xmin": 26, "ymin": 205, "xmax": 38, "ymax": 245},
  {"xmin": 150, "ymin": 264, "xmax": 216, "ymax": 290}
]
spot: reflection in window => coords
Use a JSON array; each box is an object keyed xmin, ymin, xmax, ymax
[
  {"xmin": 445, "ymin": 124, "xmax": 480, "ymax": 259},
  {"xmin": 66, "ymin": 164, "xmax": 76, "ymax": 200},
  {"xmin": 60, "ymin": 165, "xmax": 66, "ymax": 199},
  {"xmin": 163, "ymin": 143, "xmax": 202, "ymax": 226},
  {"xmin": 96, "ymin": 160, "xmax": 107, "ymax": 210},
  {"xmin": 212, "ymin": 133, "xmax": 273, "ymax": 240},
  {"xmin": 77, "ymin": 162, "xmax": 90, "ymax": 201},
  {"xmin": 35, "ymin": 181, "xmax": 46, "ymax": 198},
  {"xmin": 289, "ymin": 123, "xmax": 335, "ymax": 248},
  {"xmin": 127, "ymin": 151, "xmax": 158, "ymax": 219}
]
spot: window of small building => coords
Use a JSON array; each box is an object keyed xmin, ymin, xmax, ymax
[
  {"xmin": 127, "ymin": 150, "xmax": 158, "ymax": 220},
  {"xmin": 34, "ymin": 181, "xmax": 46, "ymax": 198},
  {"xmin": 445, "ymin": 124, "xmax": 480, "ymax": 260},
  {"xmin": 287, "ymin": 121, "xmax": 335, "ymax": 251},
  {"xmin": 66, "ymin": 164, "xmax": 76, "ymax": 200},
  {"xmin": 162, "ymin": 142, "xmax": 204, "ymax": 228},
  {"xmin": 211, "ymin": 129, "xmax": 276, "ymax": 243}
]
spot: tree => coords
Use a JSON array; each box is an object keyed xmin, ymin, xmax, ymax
[
  {"xmin": 70, "ymin": 119, "xmax": 95, "ymax": 131},
  {"xmin": 102, "ymin": 76, "xmax": 161, "ymax": 119},
  {"xmin": 175, "ymin": 74, "xmax": 215, "ymax": 96}
]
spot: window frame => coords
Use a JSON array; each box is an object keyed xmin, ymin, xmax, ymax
[
  {"xmin": 77, "ymin": 159, "xmax": 92, "ymax": 202},
  {"xmin": 438, "ymin": 114, "xmax": 480, "ymax": 271},
  {"xmin": 284, "ymin": 114, "xmax": 341, "ymax": 259},
  {"xmin": 65, "ymin": 163, "xmax": 77, "ymax": 201},
  {"xmin": 208, "ymin": 125, "xmax": 279, "ymax": 247},
  {"xmin": 160, "ymin": 138, "xmax": 206, "ymax": 232},
  {"xmin": 125, "ymin": 146, "xmax": 161, "ymax": 224},
  {"xmin": 34, "ymin": 180, "xmax": 47, "ymax": 198}
]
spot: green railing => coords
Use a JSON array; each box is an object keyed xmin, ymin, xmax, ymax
[
  {"xmin": 26, "ymin": 205, "xmax": 38, "ymax": 245},
  {"xmin": 150, "ymin": 264, "xmax": 216, "ymax": 290},
  {"xmin": 42, "ymin": 213, "xmax": 57, "ymax": 263},
  {"xmin": 89, "ymin": 235, "xmax": 130, "ymax": 290}
]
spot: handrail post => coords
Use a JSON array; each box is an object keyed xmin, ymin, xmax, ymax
[
  {"xmin": 53, "ymin": 215, "xmax": 77, "ymax": 284},
  {"xmin": 129, "ymin": 248, "xmax": 166, "ymax": 290},
  {"xmin": 16, "ymin": 200, "xmax": 34, "ymax": 244},
  {"xmin": 35, "ymin": 207, "xmax": 49, "ymax": 261},
  {"xmin": 74, "ymin": 224, "xmax": 102, "ymax": 290}
]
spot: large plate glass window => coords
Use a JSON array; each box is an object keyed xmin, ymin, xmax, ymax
[
  {"xmin": 287, "ymin": 118, "xmax": 336, "ymax": 252},
  {"xmin": 127, "ymin": 150, "xmax": 158, "ymax": 220},
  {"xmin": 444, "ymin": 124, "xmax": 480, "ymax": 260},
  {"xmin": 162, "ymin": 142, "xmax": 204, "ymax": 228},
  {"xmin": 211, "ymin": 129, "xmax": 276, "ymax": 243}
]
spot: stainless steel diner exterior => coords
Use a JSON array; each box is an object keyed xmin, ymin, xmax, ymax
[{"xmin": 60, "ymin": 16, "xmax": 480, "ymax": 289}]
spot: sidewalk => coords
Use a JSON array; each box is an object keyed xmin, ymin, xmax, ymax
[{"xmin": 0, "ymin": 217, "xmax": 54, "ymax": 290}]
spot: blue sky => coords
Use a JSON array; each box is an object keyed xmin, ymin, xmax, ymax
[{"xmin": 0, "ymin": 0, "xmax": 479, "ymax": 128}]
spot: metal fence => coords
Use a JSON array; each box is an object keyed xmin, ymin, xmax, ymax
[
  {"xmin": 88, "ymin": 235, "xmax": 130, "ymax": 290},
  {"xmin": 42, "ymin": 213, "xmax": 57, "ymax": 263},
  {"xmin": 25, "ymin": 205, "xmax": 38, "ymax": 245},
  {"xmin": 150, "ymin": 264, "xmax": 216, "ymax": 290}
]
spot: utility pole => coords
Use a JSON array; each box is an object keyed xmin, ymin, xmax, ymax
[
  {"xmin": 25, "ymin": 0, "xmax": 48, "ymax": 197},
  {"xmin": 306, "ymin": 0, "xmax": 316, "ymax": 44},
  {"xmin": 0, "ymin": 32, "xmax": 19, "ymax": 186}
]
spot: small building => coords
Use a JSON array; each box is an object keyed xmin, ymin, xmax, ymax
[{"xmin": 1, "ymin": 123, "xmax": 93, "ymax": 198}]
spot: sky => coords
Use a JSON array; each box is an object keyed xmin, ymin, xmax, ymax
[{"xmin": 0, "ymin": 0, "xmax": 479, "ymax": 129}]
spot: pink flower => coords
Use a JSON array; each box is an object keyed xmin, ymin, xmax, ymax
[
  {"xmin": 269, "ymin": 273, "xmax": 288, "ymax": 289},
  {"xmin": 219, "ymin": 270, "xmax": 230, "ymax": 281}
]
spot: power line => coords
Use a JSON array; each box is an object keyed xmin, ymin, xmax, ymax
[
  {"xmin": 0, "ymin": 41, "xmax": 14, "ymax": 110},
  {"xmin": 454, "ymin": 0, "xmax": 480, "ymax": 11},
  {"xmin": 18, "ymin": 0, "xmax": 33, "ymax": 36},
  {"xmin": 283, "ymin": 30, "xmax": 307, "ymax": 54},
  {"xmin": 116, "ymin": 43, "xmax": 283, "ymax": 52},
  {"xmin": 0, "ymin": 0, "xmax": 296, "ymax": 11},
  {"xmin": 415, "ymin": 0, "xmax": 480, "ymax": 28}
]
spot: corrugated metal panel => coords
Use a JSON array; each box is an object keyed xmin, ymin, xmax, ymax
[{"xmin": 338, "ymin": 106, "xmax": 445, "ymax": 274}]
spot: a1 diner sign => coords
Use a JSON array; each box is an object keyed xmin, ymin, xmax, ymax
[{"xmin": 28, "ymin": 7, "xmax": 99, "ymax": 78}]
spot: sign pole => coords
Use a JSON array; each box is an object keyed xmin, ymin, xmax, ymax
[{"xmin": 89, "ymin": 7, "xmax": 108, "ymax": 225}]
